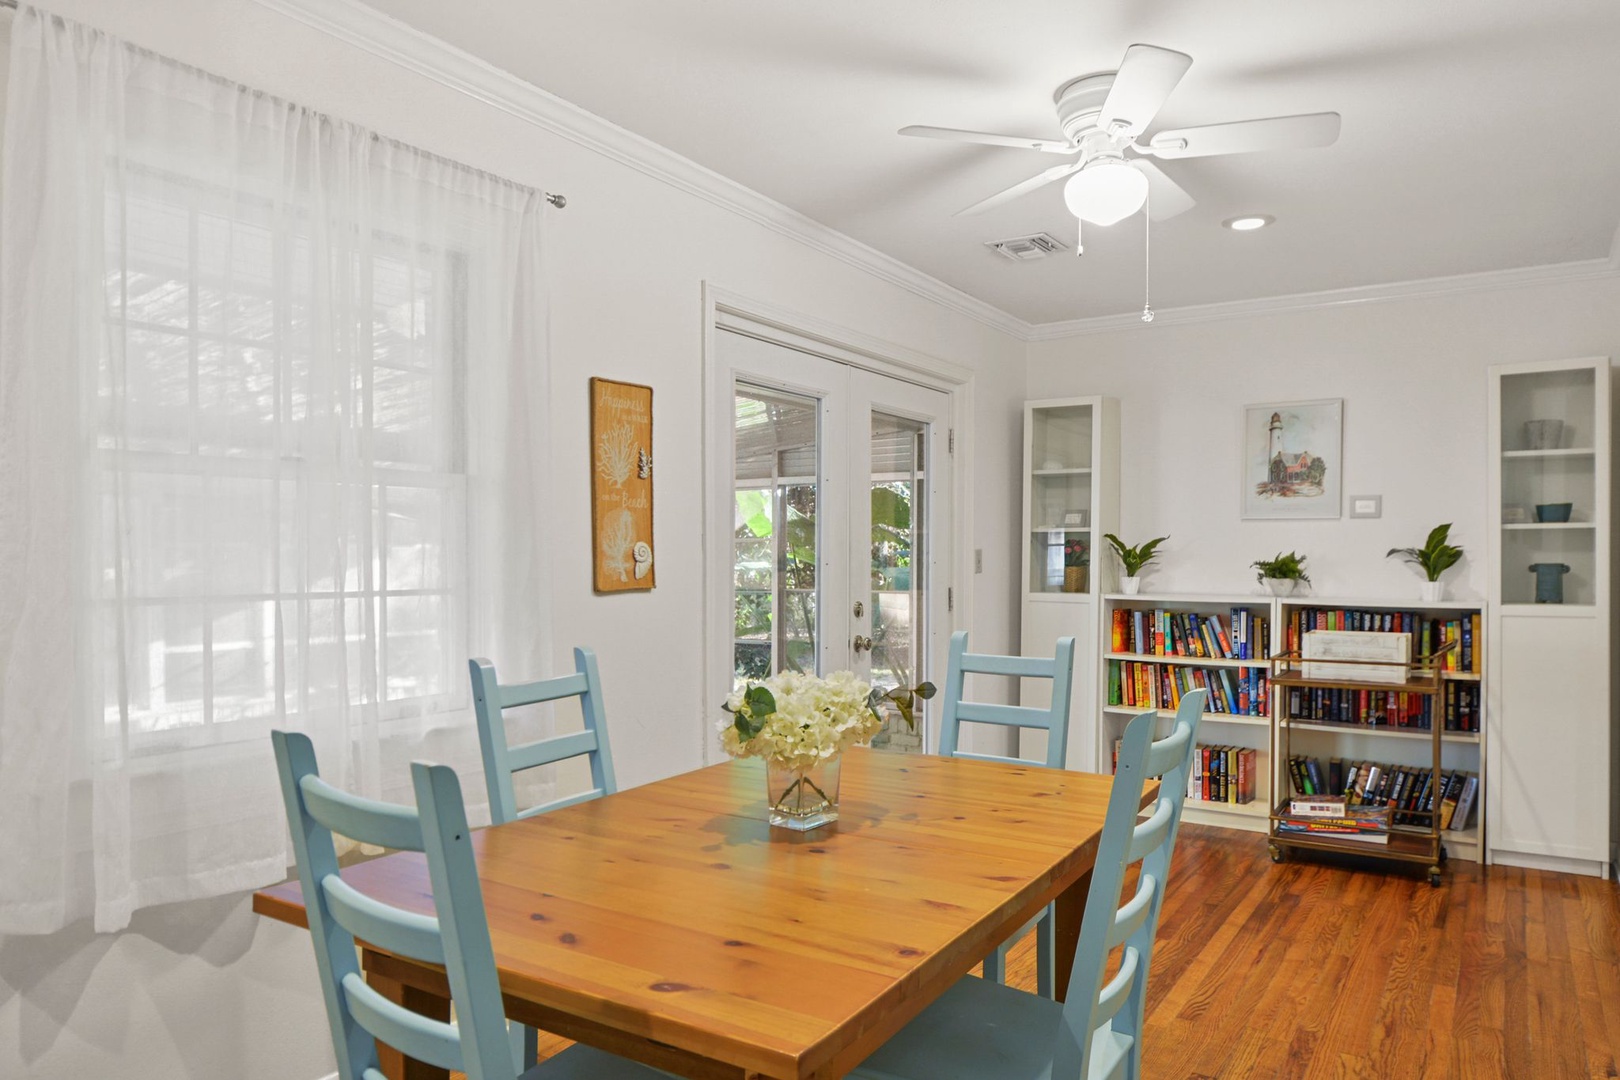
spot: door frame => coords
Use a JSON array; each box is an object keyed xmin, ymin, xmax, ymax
[{"xmin": 700, "ymin": 284, "xmax": 977, "ymax": 764}]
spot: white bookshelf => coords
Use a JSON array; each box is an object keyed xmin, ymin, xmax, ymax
[
  {"xmin": 1016, "ymin": 397, "xmax": 1119, "ymax": 772},
  {"xmin": 1098, "ymin": 593, "xmax": 1276, "ymax": 834},
  {"xmin": 1487, "ymin": 356, "xmax": 1614, "ymax": 878},
  {"xmin": 1272, "ymin": 596, "xmax": 1487, "ymax": 866}
]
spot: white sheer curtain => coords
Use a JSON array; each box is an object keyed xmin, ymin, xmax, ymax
[{"xmin": 0, "ymin": 7, "xmax": 552, "ymax": 933}]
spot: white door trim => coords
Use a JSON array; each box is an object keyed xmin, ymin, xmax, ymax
[{"xmin": 701, "ymin": 284, "xmax": 977, "ymax": 765}]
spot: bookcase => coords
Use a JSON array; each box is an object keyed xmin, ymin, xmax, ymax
[
  {"xmin": 1487, "ymin": 357, "xmax": 1613, "ymax": 878},
  {"xmin": 1099, "ymin": 593, "xmax": 1275, "ymax": 833},
  {"xmin": 1272, "ymin": 598, "xmax": 1487, "ymax": 868},
  {"xmin": 1018, "ymin": 398, "xmax": 1119, "ymax": 772}
]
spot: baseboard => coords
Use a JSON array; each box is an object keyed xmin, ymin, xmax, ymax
[{"xmin": 1489, "ymin": 849, "xmax": 1609, "ymax": 878}]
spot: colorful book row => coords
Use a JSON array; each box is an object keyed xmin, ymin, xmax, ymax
[
  {"xmin": 1110, "ymin": 607, "xmax": 1271, "ymax": 661},
  {"xmin": 1284, "ymin": 608, "xmax": 1482, "ymax": 673},
  {"xmin": 1111, "ymin": 739, "xmax": 1259, "ymax": 805},
  {"xmin": 1287, "ymin": 755, "xmax": 1478, "ymax": 831},
  {"xmin": 1283, "ymin": 682, "xmax": 1481, "ymax": 733},
  {"xmin": 1108, "ymin": 660, "xmax": 1270, "ymax": 717},
  {"xmin": 1190, "ymin": 744, "xmax": 1259, "ymax": 805}
]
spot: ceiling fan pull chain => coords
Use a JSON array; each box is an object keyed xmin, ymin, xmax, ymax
[
  {"xmin": 1142, "ymin": 187, "xmax": 1155, "ymax": 323},
  {"xmin": 1076, "ymin": 217, "xmax": 1084, "ymax": 257}
]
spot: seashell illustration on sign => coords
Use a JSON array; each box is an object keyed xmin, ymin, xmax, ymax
[{"xmin": 632, "ymin": 541, "xmax": 653, "ymax": 580}]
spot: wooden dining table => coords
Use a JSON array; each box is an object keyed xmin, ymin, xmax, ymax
[{"xmin": 253, "ymin": 747, "xmax": 1149, "ymax": 1080}]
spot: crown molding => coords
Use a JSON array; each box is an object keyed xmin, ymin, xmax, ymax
[
  {"xmin": 250, "ymin": 0, "xmax": 1029, "ymax": 341},
  {"xmin": 1025, "ymin": 249, "xmax": 1620, "ymax": 341}
]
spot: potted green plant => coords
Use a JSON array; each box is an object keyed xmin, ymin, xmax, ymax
[
  {"xmin": 1103, "ymin": 533, "xmax": 1168, "ymax": 595},
  {"xmin": 1252, "ymin": 551, "xmax": 1311, "ymax": 597},
  {"xmin": 1387, "ymin": 523, "xmax": 1464, "ymax": 602}
]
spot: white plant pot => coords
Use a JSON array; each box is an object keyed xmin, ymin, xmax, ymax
[
  {"xmin": 1263, "ymin": 577, "xmax": 1300, "ymax": 597},
  {"xmin": 1121, "ymin": 576, "xmax": 1142, "ymax": 596},
  {"xmin": 1420, "ymin": 580, "xmax": 1445, "ymax": 603}
]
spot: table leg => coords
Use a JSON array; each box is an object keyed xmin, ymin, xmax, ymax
[
  {"xmin": 1051, "ymin": 868, "xmax": 1092, "ymax": 1004},
  {"xmin": 366, "ymin": 959, "xmax": 452, "ymax": 1080}
]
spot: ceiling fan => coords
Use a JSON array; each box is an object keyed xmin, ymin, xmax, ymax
[{"xmin": 900, "ymin": 44, "xmax": 1341, "ymax": 226}]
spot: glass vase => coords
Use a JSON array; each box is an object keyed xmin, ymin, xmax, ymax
[{"xmin": 765, "ymin": 758, "xmax": 841, "ymax": 831}]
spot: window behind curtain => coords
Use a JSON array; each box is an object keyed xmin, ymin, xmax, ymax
[
  {"xmin": 0, "ymin": 6, "xmax": 551, "ymax": 934},
  {"xmin": 102, "ymin": 177, "xmax": 469, "ymax": 748}
]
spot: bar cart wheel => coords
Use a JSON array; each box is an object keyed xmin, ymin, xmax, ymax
[
  {"xmin": 1268, "ymin": 842, "xmax": 1285, "ymax": 864},
  {"xmin": 1427, "ymin": 866, "xmax": 1443, "ymax": 888}
]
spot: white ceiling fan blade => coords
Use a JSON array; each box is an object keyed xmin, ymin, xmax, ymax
[
  {"xmin": 1147, "ymin": 112, "xmax": 1341, "ymax": 159},
  {"xmin": 1132, "ymin": 159, "xmax": 1195, "ymax": 221},
  {"xmin": 954, "ymin": 160, "xmax": 1085, "ymax": 216},
  {"xmin": 899, "ymin": 125, "xmax": 1075, "ymax": 154},
  {"xmin": 1098, "ymin": 45, "xmax": 1193, "ymax": 138}
]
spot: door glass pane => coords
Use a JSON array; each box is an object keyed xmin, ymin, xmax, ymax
[
  {"xmin": 869, "ymin": 411, "xmax": 925, "ymax": 752},
  {"xmin": 734, "ymin": 385, "xmax": 819, "ymax": 682}
]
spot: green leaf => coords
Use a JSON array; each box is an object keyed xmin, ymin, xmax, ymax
[
  {"xmin": 1423, "ymin": 522, "xmax": 1453, "ymax": 553},
  {"xmin": 913, "ymin": 681, "xmax": 937, "ymax": 700},
  {"xmin": 745, "ymin": 685, "xmax": 777, "ymax": 719}
]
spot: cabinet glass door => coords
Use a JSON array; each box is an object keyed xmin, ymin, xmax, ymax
[
  {"xmin": 1499, "ymin": 367, "xmax": 1597, "ymax": 605},
  {"xmin": 1029, "ymin": 403, "xmax": 1093, "ymax": 594}
]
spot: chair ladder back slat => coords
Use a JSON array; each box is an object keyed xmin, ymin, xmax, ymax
[
  {"xmin": 499, "ymin": 672, "xmax": 590, "ymax": 707},
  {"xmin": 469, "ymin": 647, "xmax": 618, "ymax": 825},
  {"xmin": 341, "ymin": 972, "xmax": 465, "ymax": 1073},
  {"xmin": 1091, "ymin": 944, "xmax": 1141, "ymax": 1026},
  {"xmin": 516, "ymin": 786, "xmax": 611, "ymax": 819},
  {"xmin": 505, "ymin": 729, "xmax": 601, "ymax": 774},
  {"xmin": 952, "ymin": 701, "xmax": 1053, "ymax": 729},
  {"xmin": 1107, "ymin": 872, "xmax": 1158, "ymax": 950},
  {"xmin": 298, "ymin": 775, "xmax": 425, "ymax": 853},
  {"xmin": 321, "ymin": 876, "xmax": 445, "ymax": 966},
  {"xmin": 948, "ymin": 750, "xmax": 1031, "ymax": 768},
  {"xmin": 957, "ymin": 652, "xmax": 1055, "ymax": 678},
  {"xmin": 1126, "ymin": 797, "xmax": 1175, "ymax": 863}
]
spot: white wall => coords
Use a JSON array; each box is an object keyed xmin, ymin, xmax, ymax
[
  {"xmin": 0, "ymin": 3, "xmax": 1027, "ymax": 1078},
  {"xmin": 1028, "ymin": 276, "xmax": 1620, "ymax": 600}
]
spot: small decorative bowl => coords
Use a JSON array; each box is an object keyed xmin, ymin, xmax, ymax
[{"xmin": 1535, "ymin": 503, "xmax": 1573, "ymax": 523}]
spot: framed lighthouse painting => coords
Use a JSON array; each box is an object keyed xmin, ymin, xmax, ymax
[{"xmin": 1241, "ymin": 399, "xmax": 1342, "ymax": 519}]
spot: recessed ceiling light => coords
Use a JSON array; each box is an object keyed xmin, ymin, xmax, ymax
[{"xmin": 1224, "ymin": 215, "xmax": 1274, "ymax": 231}]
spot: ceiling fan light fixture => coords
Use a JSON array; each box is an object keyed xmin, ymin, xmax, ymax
[
  {"xmin": 1063, "ymin": 159, "xmax": 1148, "ymax": 226},
  {"xmin": 1223, "ymin": 214, "xmax": 1274, "ymax": 231}
]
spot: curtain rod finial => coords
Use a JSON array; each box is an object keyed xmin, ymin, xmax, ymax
[{"xmin": 545, "ymin": 193, "xmax": 566, "ymax": 209}]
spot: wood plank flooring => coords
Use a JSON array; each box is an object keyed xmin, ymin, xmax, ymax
[{"xmin": 503, "ymin": 824, "xmax": 1620, "ymax": 1078}]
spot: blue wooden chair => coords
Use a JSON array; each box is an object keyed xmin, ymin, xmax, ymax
[
  {"xmin": 936, "ymin": 630, "xmax": 1076, "ymax": 997},
  {"xmin": 469, "ymin": 649, "xmax": 618, "ymax": 826},
  {"xmin": 848, "ymin": 688, "xmax": 1207, "ymax": 1080},
  {"xmin": 270, "ymin": 730, "xmax": 665, "ymax": 1080}
]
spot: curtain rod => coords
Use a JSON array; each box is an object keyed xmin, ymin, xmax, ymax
[{"xmin": 0, "ymin": 0, "xmax": 566, "ymax": 207}]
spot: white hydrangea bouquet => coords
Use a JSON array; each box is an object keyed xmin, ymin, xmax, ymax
[{"xmin": 720, "ymin": 669, "xmax": 934, "ymax": 830}]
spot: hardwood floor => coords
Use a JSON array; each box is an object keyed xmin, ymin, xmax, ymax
[{"xmin": 513, "ymin": 824, "xmax": 1620, "ymax": 1078}]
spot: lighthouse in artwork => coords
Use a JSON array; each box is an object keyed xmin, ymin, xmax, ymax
[{"xmin": 1268, "ymin": 411, "xmax": 1284, "ymax": 460}]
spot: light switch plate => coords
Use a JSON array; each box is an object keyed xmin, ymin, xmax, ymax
[{"xmin": 1349, "ymin": 495, "xmax": 1382, "ymax": 519}]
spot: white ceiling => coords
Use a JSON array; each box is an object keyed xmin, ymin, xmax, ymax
[{"xmin": 362, "ymin": 0, "xmax": 1620, "ymax": 324}]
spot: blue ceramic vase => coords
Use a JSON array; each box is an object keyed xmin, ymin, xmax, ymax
[{"xmin": 1528, "ymin": 563, "xmax": 1571, "ymax": 604}]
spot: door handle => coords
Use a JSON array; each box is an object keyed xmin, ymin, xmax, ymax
[{"xmin": 853, "ymin": 635, "xmax": 873, "ymax": 655}]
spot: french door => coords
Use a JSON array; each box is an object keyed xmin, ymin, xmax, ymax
[{"xmin": 718, "ymin": 328, "xmax": 953, "ymax": 753}]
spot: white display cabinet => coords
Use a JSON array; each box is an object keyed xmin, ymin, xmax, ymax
[
  {"xmin": 1018, "ymin": 397, "xmax": 1119, "ymax": 772},
  {"xmin": 1487, "ymin": 356, "xmax": 1614, "ymax": 878}
]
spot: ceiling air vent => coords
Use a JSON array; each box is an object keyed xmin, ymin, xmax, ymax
[{"xmin": 986, "ymin": 232, "xmax": 1067, "ymax": 261}]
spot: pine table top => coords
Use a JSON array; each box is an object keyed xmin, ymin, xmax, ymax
[{"xmin": 254, "ymin": 748, "xmax": 1144, "ymax": 1080}]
